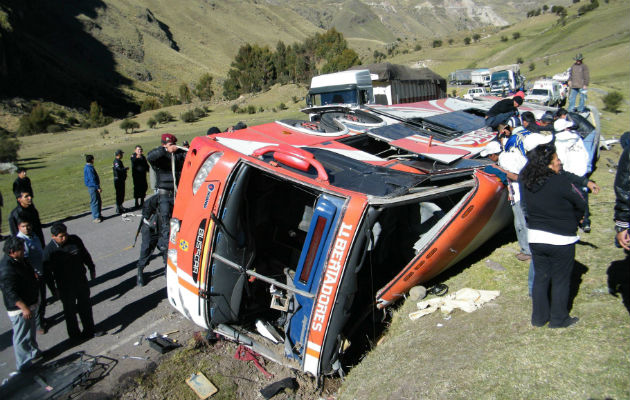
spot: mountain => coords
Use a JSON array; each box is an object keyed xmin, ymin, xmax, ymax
[{"xmin": 0, "ymin": 0, "xmax": 566, "ymax": 117}]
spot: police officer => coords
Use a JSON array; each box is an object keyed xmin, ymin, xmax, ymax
[
  {"xmin": 146, "ymin": 134, "xmax": 186, "ymax": 251},
  {"xmin": 113, "ymin": 149, "xmax": 129, "ymax": 214},
  {"xmin": 136, "ymin": 194, "xmax": 161, "ymax": 286}
]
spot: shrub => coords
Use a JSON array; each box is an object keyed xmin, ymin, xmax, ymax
[
  {"xmin": 512, "ymin": 32, "xmax": 521, "ymax": 40},
  {"xmin": 120, "ymin": 118, "xmax": 140, "ymax": 133},
  {"xmin": 141, "ymin": 97, "xmax": 161, "ymax": 112},
  {"xmin": 230, "ymin": 104, "xmax": 240, "ymax": 113},
  {"xmin": 602, "ymin": 91, "xmax": 624, "ymax": 113},
  {"xmin": 414, "ymin": 44, "xmax": 422, "ymax": 51},
  {"xmin": 161, "ymin": 93, "xmax": 180, "ymax": 107},
  {"xmin": 67, "ymin": 116, "xmax": 79, "ymax": 125},
  {"xmin": 278, "ymin": 102, "xmax": 287, "ymax": 110},
  {"xmin": 529, "ymin": 62, "xmax": 536, "ymax": 71},
  {"xmin": 516, "ymin": 57, "xmax": 524, "ymax": 64},
  {"xmin": 17, "ymin": 104, "xmax": 55, "ymax": 136},
  {"xmin": 194, "ymin": 73, "xmax": 214, "ymax": 101},
  {"xmin": 192, "ymin": 108, "xmax": 206, "ymax": 119},
  {"xmin": 147, "ymin": 118, "xmax": 157, "ymax": 129},
  {"xmin": 100, "ymin": 129, "xmax": 109, "ymax": 138},
  {"xmin": 0, "ymin": 127, "xmax": 20, "ymax": 162},
  {"xmin": 47, "ymin": 124, "xmax": 63, "ymax": 133},
  {"xmin": 472, "ymin": 34, "xmax": 481, "ymax": 42},
  {"xmin": 448, "ymin": 39, "xmax": 454, "ymax": 45},
  {"xmin": 432, "ymin": 40, "xmax": 442, "ymax": 48},
  {"xmin": 247, "ymin": 105, "xmax": 256, "ymax": 114},
  {"xmin": 500, "ymin": 36, "xmax": 508, "ymax": 42},
  {"xmin": 464, "ymin": 37, "xmax": 471, "ymax": 45},
  {"xmin": 258, "ymin": 106, "xmax": 265, "ymax": 113},
  {"xmin": 154, "ymin": 111, "xmax": 174, "ymax": 124},
  {"xmin": 179, "ymin": 83, "xmax": 192, "ymax": 104},
  {"xmin": 451, "ymin": 89, "xmax": 457, "ymax": 97},
  {"xmin": 180, "ymin": 110, "xmax": 196, "ymax": 123}
]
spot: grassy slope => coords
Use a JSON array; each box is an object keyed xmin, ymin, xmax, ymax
[{"xmin": 339, "ymin": 2, "xmax": 630, "ymax": 398}]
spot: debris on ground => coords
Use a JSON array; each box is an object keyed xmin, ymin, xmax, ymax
[
  {"xmin": 260, "ymin": 377, "xmax": 298, "ymax": 399},
  {"xmin": 186, "ymin": 371, "xmax": 218, "ymax": 399},
  {"xmin": 234, "ymin": 345, "xmax": 273, "ymax": 379},
  {"xmin": 409, "ymin": 288, "xmax": 500, "ymax": 320}
]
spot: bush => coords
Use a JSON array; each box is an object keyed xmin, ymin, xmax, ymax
[
  {"xmin": 161, "ymin": 93, "xmax": 181, "ymax": 107},
  {"xmin": 529, "ymin": 62, "xmax": 536, "ymax": 71},
  {"xmin": 179, "ymin": 83, "xmax": 192, "ymax": 104},
  {"xmin": 0, "ymin": 127, "xmax": 20, "ymax": 162},
  {"xmin": 180, "ymin": 110, "xmax": 196, "ymax": 123},
  {"xmin": 230, "ymin": 104, "xmax": 240, "ymax": 113},
  {"xmin": 432, "ymin": 40, "xmax": 442, "ymax": 48},
  {"xmin": 194, "ymin": 73, "xmax": 214, "ymax": 101},
  {"xmin": 516, "ymin": 57, "xmax": 524, "ymax": 64},
  {"xmin": 278, "ymin": 102, "xmax": 287, "ymax": 110},
  {"xmin": 67, "ymin": 116, "xmax": 79, "ymax": 125},
  {"xmin": 464, "ymin": 37, "xmax": 471, "ymax": 45},
  {"xmin": 141, "ymin": 97, "xmax": 161, "ymax": 112},
  {"xmin": 247, "ymin": 105, "xmax": 256, "ymax": 114},
  {"xmin": 472, "ymin": 34, "xmax": 481, "ymax": 42},
  {"xmin": 602, "ymin": 91, "xmax": 624, "ymax": 113},
  {"xmin": 17, "ymin": 104, "xmax": 55, "ymax": 136},
  {"xmin": 46, "ymin": 124, "xmax": 63, "ymax": 133},
  {"xmin": 100, "ymin": 129, "xmax": 109, "ymax": 138},
  {"xmin": 120, "ymin": 118, "xmax": 140, "ymax": 133},
  {"xmin": 448, "ymin": 39, "xmax": 454, "ymax": 45},
  {"xmin": 192, "ymin": 108, "xmax": 206, "ymax": 119},
  {"xmin": 258, "ymin": 106, "xmax": 265, "ymax": 113},
  {"xmin": 414, "ymin": 44, "xmax": 422, "ymax": 51},
  {"xmin": 500, "ymin": 36, "xmax": 508, "ymax": 42},
  {"xmin": 147, "ymin": 118, "xmax": 157, "ymax": 129},
  {"xmin": 154, "ymin": 111, "xmax": 174, "ymax": 124},
  {"xmin": 512, "ymin": 32, "xmax": 521, "ymax": 40}
]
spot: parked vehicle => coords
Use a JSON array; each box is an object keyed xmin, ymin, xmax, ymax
[
  {"xmin": 525, "ymin": 79, "xmax": 564, "ymax": 106},
  {"xmin": 489, "ymin": 64, "xmax": 525, "ymax": 96},
  {"xmin": 463, "ymin": 87, "xmax": 488, "ymax": 100},
  {"xmin": 448, "ymin": 69, "xmax": 474, "ymax": 85},
  {"xmin": 471, "ymin": 69, "xmax": 491, "ymax": 87},
  {"xmin": 306, "ymin": 69, "xmax": 374, "ymax": 108}
]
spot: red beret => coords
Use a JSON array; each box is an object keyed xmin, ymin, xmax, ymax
[{"xmin": 161, "ymin": 133, "xmax": 177, "ymax": 144}]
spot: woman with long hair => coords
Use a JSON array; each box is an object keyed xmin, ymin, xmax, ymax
[{"xmin": 520, "ymin": 143, "xmax": 586, "ymax": 328}]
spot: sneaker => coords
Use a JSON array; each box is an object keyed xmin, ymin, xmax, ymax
[
  {"xmin": 516, "ymin": 253, "xmax": 532, "ymax": 261},
  {"xmin": 549, "ymin": 316, "xmax": 579, "ymax": 329},
  {"xmin": 93, "ymin": 218, "xmax": 102, "ymax": 223}
]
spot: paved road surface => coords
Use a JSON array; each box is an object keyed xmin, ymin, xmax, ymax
[{"xmin": 0, "ymin": 199, "xmax": 199, "ymax": 398}]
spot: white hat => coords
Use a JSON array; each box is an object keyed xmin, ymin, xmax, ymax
[
  {"xmin": 480, "ymin": 141, "xmax": 502, "ymax": 157},
  {"xmin": 523, "ymin": 133, "xmax": 553, "ymax": 152},
  {"xmin": 554, "ymin": 118, "xmax": 574, "ymax": 132},
  {"xmin": 512, "ymin": 126, "xmax": 528, "ymax": 136}
]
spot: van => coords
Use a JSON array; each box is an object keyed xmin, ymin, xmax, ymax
[
  {"xmin": 525, "ymin": 79, "xmax": 563, "ymax": 106},
  {"xmin": 463, "ymin": 87, "xmax": 488, "ymax": 100}
]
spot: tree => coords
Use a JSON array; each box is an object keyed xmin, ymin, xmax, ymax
[
  {"xmin": 602, "ymin": 91, "xmax": 624, "ymax": 113},
  {"xmin": 179, "ymin": 84, "xmax": 192, "ymax": 104},
  {"xmin": 464, "ymin": 37, "xmax": 471, "ymax": 45},
  {"xmin": 512, "ymin": 32, "xmax": 521, "ymax": 40},
  {"xmin": 321, "ymin": 48, "xmax": 360, "ymax": 74},
  {"xmin": 414, "ymin": 44, "xmax": 422, "ymax": 51},
  {"xmin": 230, "ymin": 104, "xmax": 240, "ymax": 113},
  {"xmin": 472, "ymin": 33, "xmax": 481, "ymax": 42},
  {"xmin": 448, "ymin": 39, "xmax": 454, "ymax": 45},
  {"xmin": 194, "ymin": 73, "xmax": 214, "ymax": 101},
  {"xmin": 180, "ymin": 110, "xmax": 196, "ymax": 123},
  {"xmin": 120, "ymin": 118, "xmax": 140, "ymax": 134},
  {"xmin": 529, "ymin": 62, "xmax": 536, "ymax": 71},
  {"xmin": 432, "ymin": 40, "xmax": 442, "ymax": 48},
  {"xmin": 88, "ymin": 101, "xmax": 110, "ymax": 128},
  {"xmin": 141, "ymin": 97, "xmax": 161, "ymax": 112},
  {"xmin": 0, "ymin": 127, "xmax": 20, "ymax": 162},
  {"xmin": 516, "ymin": 57, "xmax": 524, "ymax": 64},
  {"xmin": 154, "ymin": 111, "xmax": 174, "ymax": 124},
  {"xmin": 500, "ymin": 36, "xmax": 508, "ymax": 42},
  {"xmin": 147, "ymin": 118, "xmax": 157, "ymax": 129},
  {"xmin": 543, "ymin": 5, "xmax": 549, "ymax": 11},
  {"xmin": 17, "ymin": 104, "xmax": 54, "ymax": 136}
]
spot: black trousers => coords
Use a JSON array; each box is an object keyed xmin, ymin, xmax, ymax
[
  {"xmin": 137, "ymin": 226, "xmax": 160, "ymax": 270},
  {"xmin": 114, "ymin": 180, "xmax": 126, "ymax": 211},
  {"xmin": 59, "ymin": 278, "xmax": 95, "ymax": 338},
  {"xmin": 531, "ymin": 242, "xmax": 575, "ymax": 327},
  {"xmin": 157, "ymin": 193, "xmax": 174, "ymax": 250}
]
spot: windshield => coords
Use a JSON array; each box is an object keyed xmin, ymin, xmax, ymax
[
  {"xmin": 491, "ymin": 71, "xmax": 509, "ymax": 81},
  {"xmin": 530, "ymin": 89, "xmax": 549, "ymax": 96},
  {"xmin": 310, "ymin": 90, "xmax": 358, "ymax": 106}
]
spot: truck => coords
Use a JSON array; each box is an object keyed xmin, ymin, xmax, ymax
[
  {"xmin": 306, "ymin": 69, "xmax": 374, "ymax": 108},
  {"xmin": 471, "ymin": 69, "xmax": 491, "ymax": 87},
  {"xmin": 489, "ymin": 64, "xmax": 525, "ymax": 97},
  {"xmin": 524, "ymin": 79, "xmax": 564, "ymax": 106},
  {"xmin": 448, "ymin": 69, "xmax": 474, "ymax": 85}
]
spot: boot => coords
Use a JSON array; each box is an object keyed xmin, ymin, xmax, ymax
[{"xmin": 137, "ymin": 269, "xmax": 145, "ymax": 287}]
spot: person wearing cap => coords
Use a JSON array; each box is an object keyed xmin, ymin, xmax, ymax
[
  {"xmin": 147, "ymin": 133, "xmax": 187, "ymax": 251},
  {"xmin": 537, "ymin": 112, "xmax": 556, "ymax": 133},
  {"xmin": 480, "ymin": 141, "xmax": 517, "ymax": 185},
  {"xmin": 84, "ymin": 155, "xmax": 102, "ymax": 223},
  {"xmin": 568, "ymin": 53, "xmax": 589, "ymax": 113},
  {"xmin": 485, "ymin": 96, "xmax": 523, "ymax": 130},
  {"xmin": 113, "ymin": 149, "xmax": 129, "ymax": 214},
  {"xmin": 614, "ymin": 132, "xmax": 630, "ymax": 251},
  {"xmin": 131, "ymin": 145, "xmax": 150, "ymax": 209}
]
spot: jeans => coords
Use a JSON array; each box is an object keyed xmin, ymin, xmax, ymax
[
  {"xmin": 88, "ymin": 187, "xmax": 102, "ymax": 219},
  {"xmin": 59, "ymin": 278, "xmax": 95, "ymax": 339},
  {"xmin": 582, "ymin": 129, "xmax": 597, "ymax": 173},
  {"xmin": 485, "ymin": 111, "xmax": 517, "ymax": 129},
  {"xmin": 512, "ymin": 201, "xmax": 530, "ymax": 255},
  {"xmin": 568, "ymin": 88, "xmax": 587, "ymax": 112},
  {"xmin": 9, "ymin": 311, "xmax": 40, "ymax": 371}
]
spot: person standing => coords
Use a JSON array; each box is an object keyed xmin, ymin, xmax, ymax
[
  {"xmin": 17, "ymin": 218, "xmax": 54, "ymax": 334},
  {"xmin": 8, "ymin": 191, "xmax": 45, "ymax": 247},
  {"xmin": 13, "ymin": 168, "xmax": 34, "ymax": 199},
  {"xmin": 113, "ymin": 149, "xmax": 129, "ymax": 214},
  {"xmin": 147, "ymin": 133, "xmax": 186, "ymax": 251},
  {"xmin": 0, "ymin": 189, "xmax": 4, "ymax": 240},
  {"xmin": 567, "ymin": 54, "xmax": 589, "ymax": 113},
  {"xmin": 520, "ymin": 143, "xmax": 586, "ymax": 328},
  {"xmin": 136, "ymin": 194, "xmax": 161, "ymax": 287},
  {"xmin": 614, "ymin": 132, "xmax": 630, "ymax": 251},
  {"xmin": 84, "ymin": 155, "xmax": 102, "ymax": 223},
  {"xmin": 0, "ymin": 236, "xmax": 42, "ymax": 371},
  {"xmin": 130, "ymin": 145, "xmax": 150, "ymax": 209},
  {"xmin": 43, "ymin": 223, "xmax": 99, "ymax": 340}
]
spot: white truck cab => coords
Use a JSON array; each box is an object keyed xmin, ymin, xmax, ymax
[
  {"xmin": 306, "ymin": 70, "xmax": 374, "ymax": 108},
  {"xmin": 463, "ymin": 87, "xmax": 488, "ymax": 100}
]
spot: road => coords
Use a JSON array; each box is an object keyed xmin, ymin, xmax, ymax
[{"xmin": 0, "ymin": 199, "xmax": 198, "ymax": 398}]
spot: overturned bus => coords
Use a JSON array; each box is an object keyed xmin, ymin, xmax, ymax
[{"xmin": 166, "ymin": 107, "xmax": 512, "ymax": 378}]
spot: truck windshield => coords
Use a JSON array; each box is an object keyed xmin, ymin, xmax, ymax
[
  {"xmin": 311, "ymin": 90, "xmax": 358, "ymax": 106},
  {"xmin": 530, "ymin": 89, "xmax": 549, "ymax": 96},
  {"xmin": 491, "ymin": 71, "xmax": 509, "ymax": 81}
]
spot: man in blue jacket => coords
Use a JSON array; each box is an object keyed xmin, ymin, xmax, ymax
[{"xmin": 84, "ymin": 155, "xmax": 102, "ymax": 223}]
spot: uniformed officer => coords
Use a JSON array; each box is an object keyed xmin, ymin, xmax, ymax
[
  {"xmin": 146, "ymin": 134, "xmax": 186, "ymax": 251},
  {"xmin": 113, "ymin": 149, "xmax": 129, "ymax": 214},
  {"xmin": 136, "ymin": 194, "xmax": 161, "ymax": 287}
]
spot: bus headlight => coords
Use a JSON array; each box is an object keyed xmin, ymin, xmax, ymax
[
  {"xmin": 192, "ymin": 152, "xmax": 223, "ymax": 195},
  {"xmin": 169, "ymin": 218, "xmax": 181, "ymax": 244}
]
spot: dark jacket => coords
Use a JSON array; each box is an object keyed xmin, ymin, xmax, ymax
[
  {"xmin": 487, "ymin": 98, "xmax": 518, "ymax": 118},
  {"xmin": 521, "ymin": 173, "xmax": 586, "ymax": 236},
  {"xmin": 113, "ymin": 158, "xmax": 128, "ymax": 182},
  {"xmin": 146, "ymin": 146, "xmax": 186, "ymax": 191},
  {"xmin": 8, "ymin": 204, "xmax": 45, "ymax": 247},
  {"xmin": 131, "ymin": 154, "xmax": 150, "ymax": 197},
  {"xmin": 0, "ymin": 255, "xmax": 39, "ymax": 312},
  {"xmin": 43, "ymin": 235, "xmax": 95, "ymax": 291},
  {"xmin": 13, "ymin": 177, "xmax": 33, "ymax": 198},
  {"xmin": 614, "ymin": 146, "xmax": 630, "ymax": 231}
]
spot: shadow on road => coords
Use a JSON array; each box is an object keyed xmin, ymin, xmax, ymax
[
  {"xmin": 607, "ymin": 254, "xmax": 630, "ymax": 315},
  {"xmin": 95, "ymin": 288, "xmax": 166, "ymax": 335}
]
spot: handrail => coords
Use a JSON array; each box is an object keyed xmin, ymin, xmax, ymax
[{"xmin": 252, "ymin": 145, "xmax": 329, "ymax": 183}]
